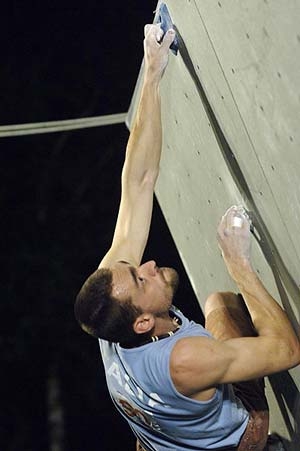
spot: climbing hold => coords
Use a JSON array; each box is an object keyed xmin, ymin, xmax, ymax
[{"xmin": 154, "ymin": 3, "xmax": 179, "ymax": 55}]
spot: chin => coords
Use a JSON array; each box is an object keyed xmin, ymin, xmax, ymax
[{"xmin": 162, "ymin": 267, "xmax": 179, "ymax": 294}]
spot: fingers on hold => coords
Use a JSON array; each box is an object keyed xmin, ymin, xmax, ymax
[
  {"xmin": 220, "ymin": 204, "xmax": 251, "ymax": 232},
  {"xmin": 166, "ymin": 28, "xmax": 176, "ymax": 39},
  {"xmin": 220, "ymin": 206, "xmax": 235, "ymax": 226},
  {"xmin": 161, "ymin": 28, "xmax": 176, "ymax": 47},
  {"xmin": 144, "ymin": 24, "xmax": 175, "ymax": 52},
  {"xmin": 232, "ymin": 216, "xmax": 244, "ymax": 228},
  {"xmin": 156, "ymin": 27, "xmax": 164, "ymax": 43},
  {"xmin": 225, "ymin": 205, "xmax": 239, "ymax": 216},
  {"xmin": 223, "ymin": 205, "xmax": 245, "ymax": 219},
  {"xmin": 228, "ymin": 207, "xmax": 241, "ymax": 223},
  {"xmin": 144, "ymin": 23, "xmax": 162, "ymax": 39}
]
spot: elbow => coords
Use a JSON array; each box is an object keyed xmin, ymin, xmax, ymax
[
  {"xmin": 284, "ymin": 337, "xmax": 300, "ymax": 369},
  {"xmin": 292, "ymin": 342, "xmax": 300, "ymax": 367},
  {"xmin": 142, "ymin": 168, "xmax": 159, "ymax": 186},
  {"xmin": 122, "ymin": 166, "xmax": 158, "ymax": 189}
]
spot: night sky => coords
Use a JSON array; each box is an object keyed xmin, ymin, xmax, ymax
[{"xmin": 2, "ymin": 2, "xmax": 203, "ymax": 450}]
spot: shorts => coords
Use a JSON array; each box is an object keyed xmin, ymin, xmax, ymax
[{"xmin": 205, "ymin": 294, "xmax": 269, "ymax": 451}]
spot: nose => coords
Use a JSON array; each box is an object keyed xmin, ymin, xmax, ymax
[{"xmin": 140, "ymin": 260, "xmax": 157, "ymax": 276}]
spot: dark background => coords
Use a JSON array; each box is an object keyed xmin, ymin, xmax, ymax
[{"xmin": 1, "ymin": 2, "xmax": 203, "ymax": 450}]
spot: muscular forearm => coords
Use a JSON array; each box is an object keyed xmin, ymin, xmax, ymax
[
  {"xmin": 99, "ymin": 26, "xmax": 174, "ymax": 268},
  {"xmin": 123, "ymin": 75, "xmax": 162, "ymax": 187},
  {"xmin": 231, "ymin": 262, "xmax": 300, "ymax": 361},
  {"xmin": 218, "ymin": 206, "xmax": 300, "ymax": 366},
  {"xmin": 122, "ymin": 26, "xmax": 174, "ymax": 189}
]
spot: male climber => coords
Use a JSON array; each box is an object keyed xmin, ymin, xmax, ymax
[{"xmin": 75, "ymin": 24, "xmax": 300, "ymax": 451}]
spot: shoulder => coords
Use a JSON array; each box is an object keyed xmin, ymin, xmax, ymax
[
  {"xmin": 170, "ymin": 335, "xmax": 238, "ymax": 398},
  {"xmin": 170, "ymin": 336, "xmax": 215, "ymax": 394},
  {"xmin": 170, "ymin": 336, "xmax": 214, "ymax": 371}
]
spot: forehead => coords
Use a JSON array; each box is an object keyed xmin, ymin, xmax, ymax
[{"xmin": 111, "ymin": 261, "xmax": 137, "ymax": 299}]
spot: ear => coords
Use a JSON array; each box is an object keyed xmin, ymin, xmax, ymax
[{"xmin": 133, "ymin": 313, "xmax": 155, "ymax": 335}]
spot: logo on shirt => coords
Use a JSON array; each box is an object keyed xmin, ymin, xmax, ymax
[{"xmin": 107, "ymin": 361, "xmax": 163, "ymax": 431}]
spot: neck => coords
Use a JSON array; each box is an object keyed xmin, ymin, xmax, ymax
[
  {"xmin": 120, "ymin": 310, "xmax": 181, "ymax": 349},
  {"xmin": 152, "ymin": 314, "xmax": 178, "ymax": 336}
]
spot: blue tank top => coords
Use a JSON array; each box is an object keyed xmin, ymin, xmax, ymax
[{"xmin": 99, "ymin": 306, "xmax": 249, "ymax": 450}]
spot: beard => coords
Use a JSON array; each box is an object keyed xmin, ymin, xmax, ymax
[
  {"xmin": 150, "ymin": 267, "xmax": 180, "ymax": 319},
  {"xmin": 161, "ymin": 267, "xmax": 179, "ymax": 295}
]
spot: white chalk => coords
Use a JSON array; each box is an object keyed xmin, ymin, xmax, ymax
[{"xmin": 232, "ymin": 216, "xmax": 243, "ymax": 228}]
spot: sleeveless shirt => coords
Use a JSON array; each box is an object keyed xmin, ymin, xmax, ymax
[{"xmin": 99, "ymin": 306, "xmax": 249, "ymax": 450}]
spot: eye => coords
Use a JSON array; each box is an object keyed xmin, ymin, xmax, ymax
[{"xmin": 138, "ymin": 277, "xmax": 145, "ymax": 283}]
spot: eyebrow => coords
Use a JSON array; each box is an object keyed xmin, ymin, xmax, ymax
[{"xmin": 118, "ymin": 260, "xmax": 139, "ymax": 287}]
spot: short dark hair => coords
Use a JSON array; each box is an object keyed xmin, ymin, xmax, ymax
[{"xmin": 74, "ymin": 268, "xmax": 148, "ymax": 346}]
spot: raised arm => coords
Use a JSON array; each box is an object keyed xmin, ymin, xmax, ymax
[
  {"xmin": 99, "ymin": 25, "xmax": 175, "ymax": 269},
  {"xmin": 171, "ymin": 206, "xmax": 300, "ymax": 397}
]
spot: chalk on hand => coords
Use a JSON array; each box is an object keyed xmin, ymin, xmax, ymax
[{"xmin": 232, "ymin": 216, "xmax": 243, "ymax": 228}]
